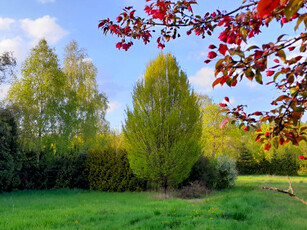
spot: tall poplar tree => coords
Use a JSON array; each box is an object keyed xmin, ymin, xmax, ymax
[{"xmin": 124, "ymin": 53, "xmax": 202, "ymax": 194}]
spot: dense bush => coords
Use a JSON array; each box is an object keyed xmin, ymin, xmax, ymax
[
  {"xmin": 87, "ymin": 146, "xmax": 146, "ymax": 192},
  {"xmin": 18, "ymin": 150, "xmax": 47, "ymax": 190},
  {"xmin": 181, "ymin": 156, "xmax": 217, "ymax": 189},
  {"xmin": 45, "ymin": 152, "xmax": 89, "ymax": 189},
  {"xmin": 176, "ymin": 181, "xmax": 210, "ymax": 199},
  {"xmin": 18, "ymin": 150, "xmax": 89, "ymax": 190},
  {"xmin": 0, "ymin": 108, "xmax": 20, "ymax": 192},
  {"xmin": 180, "ymin": 155, "xmax": 238, "ymax": 191},
  {"xmin": 270, "ymin": 150, "xmax": 298, "ymax": 176},
  {"xmin": 215, "ymin": 155, "xmax": 238, "ymax": 189}
]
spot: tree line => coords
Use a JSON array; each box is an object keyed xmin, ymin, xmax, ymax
[{"xmin": 0, "ymin": 44, "xmax": 306, "ymax": 194}]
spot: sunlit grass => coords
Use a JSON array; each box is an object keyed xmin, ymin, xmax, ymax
[{"xmin": 1, "ymin": 175, "xmax": 307, "ymax": 229}]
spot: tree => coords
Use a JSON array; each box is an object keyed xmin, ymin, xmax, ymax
[
  {"xmin": 62, "ymin": 41, "xmax": 108, "ymax": 150},
  {"xmin": 7, "ymin": 40, "xmax": 108, "ymax": 155},
  {"xmin": 98, "ymin": 0, "xmax": 307, "ymax": 151},
  {"xmin": 7, "ymin": 39, "xmax": 65, "ymax": 158},
  {"xmin": 0, "ymin": 108, "xmax": 20, "ymax": 192},
  {"xmin": 0, "ymin": 51, "xmax": 16, "ymax": 86},
  {"xmin": 124, "ymin": 53, "xmax": 202, "ymax": 195},
  {"xmin": 199, "ymin": 95, "xmax": 248, "ymax": 159}
]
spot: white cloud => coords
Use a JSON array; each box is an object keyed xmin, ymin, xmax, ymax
[
  {"xmin": 0, "ymin": 18, "xmax": 15, "ymax": 30},
  {"xmin": 0, "ymin": 37, "xmax": 26, "ymax": 61},
  {"xmin": 82, "ymin": 58, "xmax": 92, "ymax": 64},
  {"xmin": 37, "ymin": 0, "xmax": 56, "ymax": 3},
  {"xmin": 189, "ymin": 67, "xmax": 216, "ymax": 92},
  {"xmin": 20, "ymin": 15, "xmax": 68, "ymax": 44},
  {"xmin": 107, "ymin": 101, "xmax": 121, "ymax": 114}
]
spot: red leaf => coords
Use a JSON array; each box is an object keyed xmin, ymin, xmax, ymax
[
  {"xmin": 116, "ymin": 16, "xmax": 123, "ymax": 23},
  {"xmin": 264, "ymin": 143, "xmax": 271, "ymax": 151},
  {"xmin": 116, "ymin": 42, "xmax": 122, "ymax": 50},
  {"xmin": 253, "ymin": 112, "xmax": 263, "ymax": 116},
  {"xmin": 208, "ymin": 51, "xmax": 217, "ymax": 59},
  {"xmin": 212, "ymin": 78, "xmax": 222, "ymax": 88},
  {"xmin": 257, "ymin": 0, "xmax": 280, "ymax": 18},
  {"xmin": 288, "ymin": 46, "xmax": 295, "ymax": 51},
  {"xmin": 219, "ymin": 117, "xmax": 230, "ymax": 129},
  {"xmin": 219, "ymin": 103, "xmax": 227, "ymax": 107},
  {"xmin": 218, "ymin": 44, "xmax": 228, "ymax": 55},
  {"xmin": 298, "ymin": 155, "xmax": 307, "ymax": 160},
  {"xmin": 208, "ymin": 44, "xmax": 216, "ymax": 49},
  {"xmin": 273, "ymin": 59, "xmax": 279, "ymax": 63},
  {"xmin": 265, "ymin": 132, "xmax": 270, "ymax": 137},
  {"xmin": 266, "ymin": 70, "xmax": 275, "ymax": 76},
  {"xmin": 224, "ymin": 97, "xmax": 229, "ymax": 102}
]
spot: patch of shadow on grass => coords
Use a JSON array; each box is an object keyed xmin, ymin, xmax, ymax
[
  {"xmin": 220, "ymin": 211, "xmax": 247, "ymax": 221},
  {"xmin": 162, "ymin": 220, "xmax": 181, "ymax": 229}
]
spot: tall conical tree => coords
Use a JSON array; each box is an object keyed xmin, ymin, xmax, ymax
[{"xmin": 124, "ymin": 53, "xmax": 202, "ymax": 195}]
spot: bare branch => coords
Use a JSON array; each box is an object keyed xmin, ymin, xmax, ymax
[{"xmin": 262, "ymin": 178, "xmax": 307, "ymax": 205}]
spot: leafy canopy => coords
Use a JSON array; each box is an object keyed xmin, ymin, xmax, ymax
[{"xmin": 124, "ymin": 53, "xmax": 202, "ymax": 191}]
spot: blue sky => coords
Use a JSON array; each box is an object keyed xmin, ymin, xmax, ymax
[{"xmin": 0, "ymin": 0, "xmax": 305, "ymax": 130}]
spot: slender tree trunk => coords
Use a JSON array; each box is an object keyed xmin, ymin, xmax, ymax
[{"xmin": 162, "ymin": 177, "xmax": 168, "ymax": 199}]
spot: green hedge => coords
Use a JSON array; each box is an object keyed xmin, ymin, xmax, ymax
[
  {"xmin": 87, "ymin": 147, "xmax": 146, "ymax": 192},
  {"xmin": 236, "ymin": 148, "xmax": 298, "ymax": 176}
]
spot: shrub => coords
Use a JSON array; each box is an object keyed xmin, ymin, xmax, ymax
[
  {"xmin": 180, "ymin": 156, "xmax": 217, "ymax": 189},
  {"xmin": 18, "ymin": 150, "xmax": 45, "ymax": 190},
  {"xmin": 52, "ymin": 152, "xmax": 89, "ymax": 189},
  {"xmin": 18, "ymin": 150, "xmax": 89, "ymax": 190},
  {"xmin": 0, "ymin": 108, "xmax": 20, "ymax": 192},
  {"xmin": 270, "ymin": 149, "xmax": 297, "ymax": 176},
  {"xmin": 176, "ymin": 181, "xmax": 210, "ymax": 199},
  {"xmin": 87, "ymin": 146, "xmax": 146, "ymax": 192},
  {"xmin": 215, "ymin": 155, "xmax": 238, "ymax": 189}
]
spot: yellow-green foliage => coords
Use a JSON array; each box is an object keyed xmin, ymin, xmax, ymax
[{"xmin": 124, "ymin": 53, "xmax": 202, "ymax": 190}]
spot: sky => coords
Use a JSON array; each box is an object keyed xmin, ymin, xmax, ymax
[{"xmin": 0, "ymin": 0, "xmax": 305, "ymax": 131}]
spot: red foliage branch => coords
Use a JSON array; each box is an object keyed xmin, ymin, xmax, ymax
[{"xmin": 99, "ymin": 0, "xmax": 307, "ymax": 151}]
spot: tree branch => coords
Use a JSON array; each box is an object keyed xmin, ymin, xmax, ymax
[{"xmin": 262, "ymin": 177, "xmax": 307, "ymax": 205}]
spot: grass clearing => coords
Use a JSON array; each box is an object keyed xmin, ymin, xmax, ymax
[{"xmin": 1, "ymin": 175, "xmax": 307, "ymax": 229}]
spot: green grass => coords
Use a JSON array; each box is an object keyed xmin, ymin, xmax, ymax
[{"xmin": 1, "ymin": 175, "xmax": 307, "ymax": 230}]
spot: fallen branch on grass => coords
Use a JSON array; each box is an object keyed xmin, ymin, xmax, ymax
[{"xmin": 262, "ymin": 176, "xmax": 307, "ymax": 205}]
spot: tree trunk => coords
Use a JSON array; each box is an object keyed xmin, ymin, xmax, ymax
[{"xmin": 162, "ymin": 177, "xmax": 168, "ymax": 199}]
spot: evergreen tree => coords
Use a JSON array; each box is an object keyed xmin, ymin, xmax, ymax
[
  {"xmin": 0, "ymin": 108, "xmax": 20, "ymax": 192},
  {"xmin": 124, "ymin": 53, "xmax": 202, "ymax": 195},
  {"xmin": 236, "ymin": 145, "xmax": 255, "ymax": 175}
]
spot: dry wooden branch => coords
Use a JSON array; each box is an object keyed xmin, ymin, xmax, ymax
[{"xmin": 262, "ymin": 177, "xmax": 307, "ymax": 206}]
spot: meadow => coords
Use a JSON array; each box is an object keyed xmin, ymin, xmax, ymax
[{"xmin": 1, "ymin": 175, "xmax": 307, "ymax": 230}]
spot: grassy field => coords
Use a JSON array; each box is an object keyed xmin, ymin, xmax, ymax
[{"xmin": 1, "ymin": 175, "xmax": 307, "ymax": 230}]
